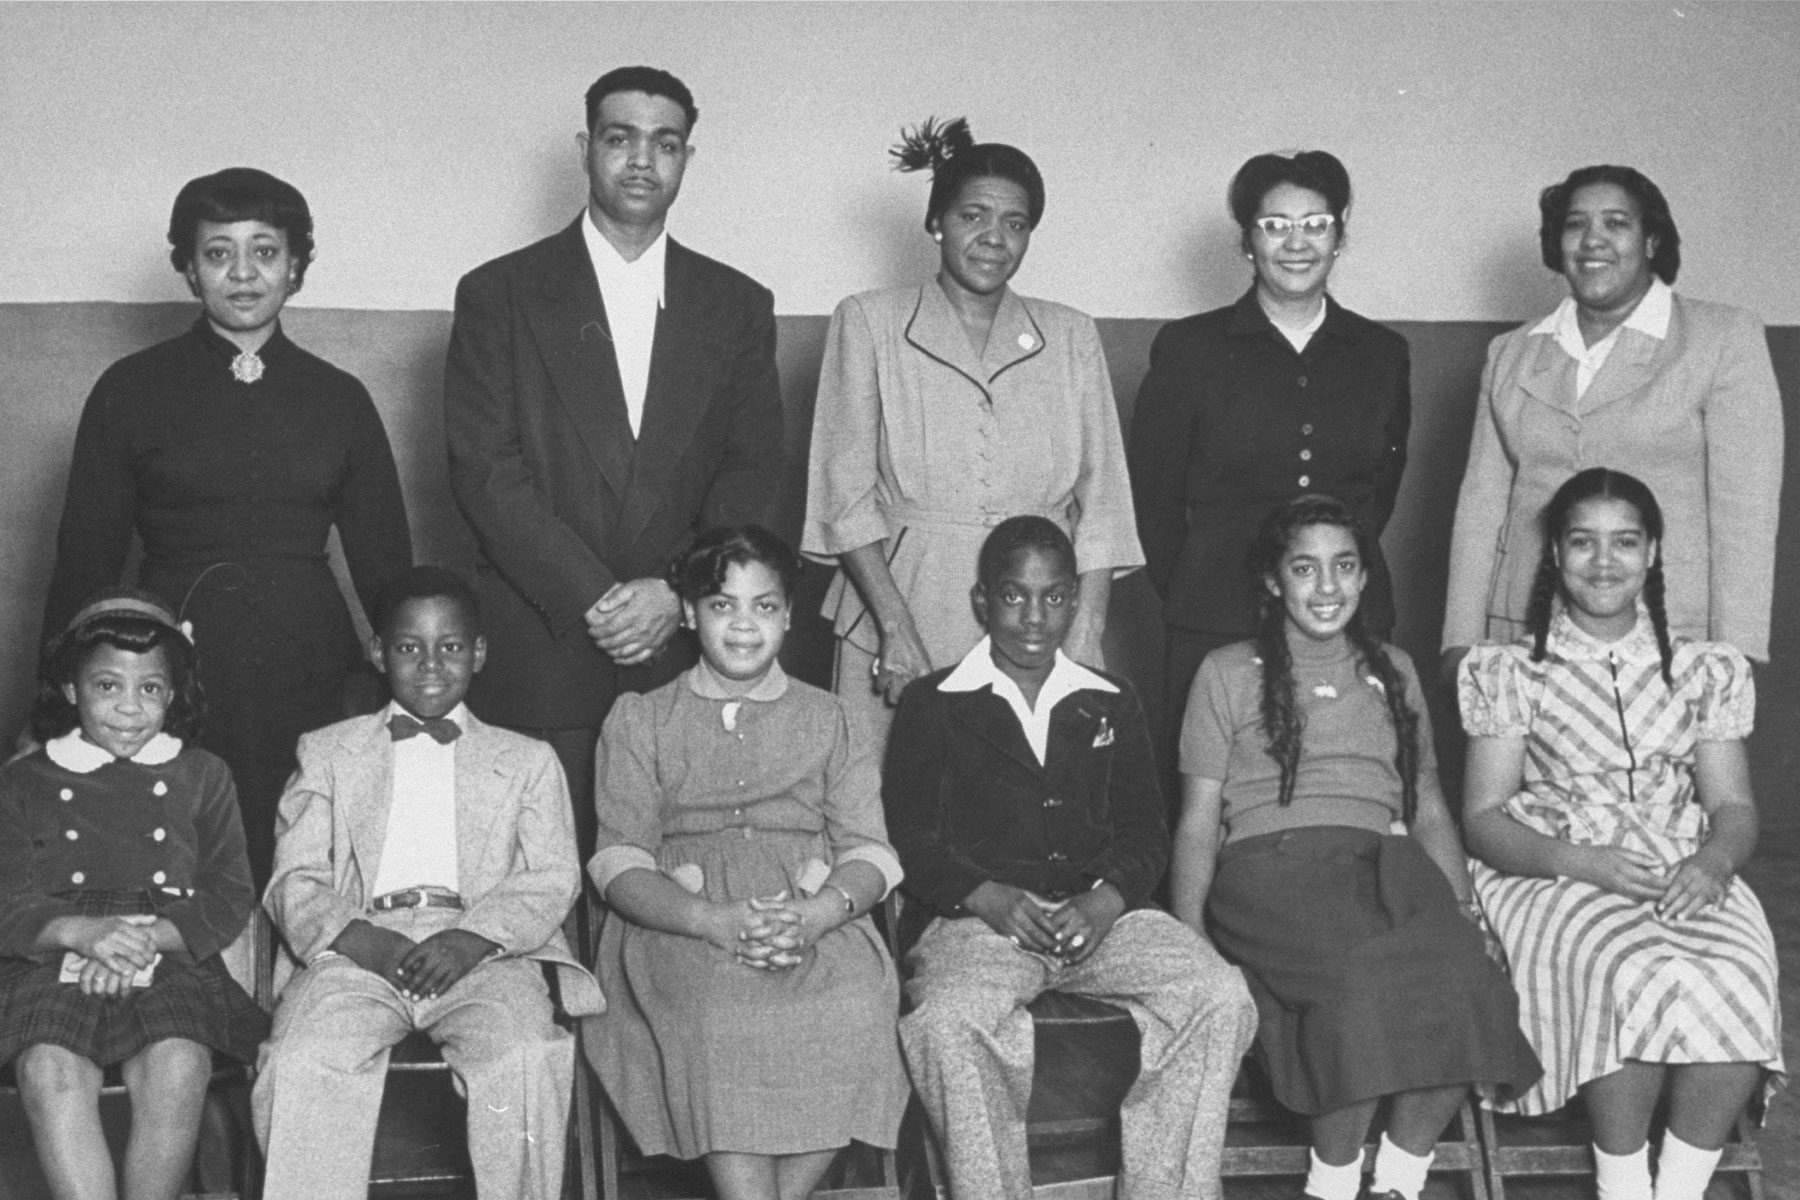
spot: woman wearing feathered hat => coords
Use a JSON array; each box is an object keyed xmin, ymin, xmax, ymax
[{"xmin": 802, "ymin": 118, "xmax": 1143, "ymax": 747}]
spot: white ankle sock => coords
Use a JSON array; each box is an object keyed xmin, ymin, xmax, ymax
[
  {"xmin": 1653, "ymin": 1130, "xmax": 1723, "ymax": 1200},
  {"xmin": 1595, "ymin": 1143, "xmax": 1653, "ymax": 1200},
  {"xmin": 1370, "ymin": 1132, "xmax": 1435, "ymax": 1200},
  {"xmin": 1305, "ymin": 1147, "xmax": 1363, "ymax": 1200}
]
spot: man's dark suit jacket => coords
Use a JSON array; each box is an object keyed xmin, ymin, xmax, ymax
[
  {"xmin": 445, "ymin": 217, "xmax": 783, "ymax": 728},
  {"xmin": 881, "ymin": 668, "xmax": 1169, "ymax": 949}
]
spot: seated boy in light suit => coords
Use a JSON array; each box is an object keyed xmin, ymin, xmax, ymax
[{"xmin": 254, "ymin": 566, "xmax": 602, "ymax": 1200}]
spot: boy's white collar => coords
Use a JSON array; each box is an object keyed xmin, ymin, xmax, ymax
[
  {"xmin": 939, "ymin": 637, "xmax": 1117, "ymax": 697},
  {"xmin": 46, "ymin": 730, "xmax": 183, "ymax": 774}
]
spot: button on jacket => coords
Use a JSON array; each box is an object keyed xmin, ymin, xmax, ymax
[{"xmin": 1128, "ymin": 289, "xmax": 1411, "ymax": 638}]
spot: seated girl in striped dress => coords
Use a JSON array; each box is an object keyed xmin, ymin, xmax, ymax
[{"xmin": 1459, "ymin": 467, "xmax": 1782, "ymax": 1200}]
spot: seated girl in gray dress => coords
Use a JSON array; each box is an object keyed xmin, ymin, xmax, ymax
[{"xmin": 586, "ymin": 526, "xmax": 908, "ymax": 1200}]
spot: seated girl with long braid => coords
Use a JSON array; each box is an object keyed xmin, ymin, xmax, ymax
[{"xmin": 1172, "ymin": 494, "xmax": 1540, "ymax": 1200}]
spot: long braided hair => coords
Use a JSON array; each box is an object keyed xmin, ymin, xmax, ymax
[
  {"xmin": 1524, "ymin": 467, "xmax": 1674, "ymax": 685},
  {"xmin": 1247, "ymin": 495, "xmax": 1422, "ymax": 822}
]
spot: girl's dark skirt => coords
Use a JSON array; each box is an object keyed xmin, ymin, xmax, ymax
[
  {"xmin": 1207, "ymin": 827, "xmax": 1541, "ymax": 1116},
  {"xmin": 0, "ymin": 890, "xmax": 268, "ymax": 1069}
]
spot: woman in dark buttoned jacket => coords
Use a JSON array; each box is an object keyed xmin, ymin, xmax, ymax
[{"xmin": 1127, "ymin": 150, "xmax": 1411, "ymax": 777}]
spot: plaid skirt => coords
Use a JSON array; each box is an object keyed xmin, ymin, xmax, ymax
[
  {"xmin": 1207, "ymin": 827, "xmax": 1542, "ymax": 1115},
  {"xmin": 0, "ymin": 890, "xmax": 268, "ymax": 1069}
]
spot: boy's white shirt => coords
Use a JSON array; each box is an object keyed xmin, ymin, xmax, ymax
[
  {"xmin": 939, "ymin": 637, "xmax": 1117, "ymax": 765},
  {"xmin": 369, "ymin": 701, "xmax": 468, "ymax": 897}
]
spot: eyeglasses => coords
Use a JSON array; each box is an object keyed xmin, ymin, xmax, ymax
[{"xmin": 1252, "ymin": 214, "xmax": 1337, "ymax": 240}]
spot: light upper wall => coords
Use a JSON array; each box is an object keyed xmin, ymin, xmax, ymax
[{"xmin": 3, "ymin": 1, "xmax": 1796, "ymax": 322}]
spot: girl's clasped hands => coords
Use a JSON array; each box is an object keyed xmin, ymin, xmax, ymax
[
  {"xmin": 61, "ymin": 912, "xmax": 160, "ymax": 996},
  {"xmin": 707, "ymin": 889, "xmax": 845, "ymax": 970},
  {"xmin": 1573, "ymin": 843, "xmax": 1733, "ymax": 921}
]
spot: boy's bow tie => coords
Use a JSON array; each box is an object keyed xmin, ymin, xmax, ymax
[{"xmin": 389, "ymin": 714, "xmax": 461, "ymax": 744}]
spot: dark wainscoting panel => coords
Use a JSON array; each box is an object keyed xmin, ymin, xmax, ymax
[{"xmin": 2, "ymin": 304, "xmax": 1794, "ymax": 819}]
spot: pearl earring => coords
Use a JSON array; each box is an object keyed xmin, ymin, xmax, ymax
[{"xmin": 933, "ymin": 232, "xmax": 943, "ymax": 243}]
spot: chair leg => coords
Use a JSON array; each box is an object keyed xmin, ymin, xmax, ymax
[
  {"xmin": 1475, "ymin": 1102, "xmax": 1506, "ymax": 1200},
  {"xmin": 1455, "ymin": 1099, "xmax": 1490, "ymax": 1200},
  {"xmin": 893, "ymin": 1095, "xmax": 939, "ymax": 1200},
  {"xmin": 1735, "ymin": 1110, "xmax": 1765, "ymax": 1200},
  {"xmin": 598, "ymin": 1086, "xmax": 623, "ymax": 1200},
  {"xmin": 879, "ymin": 1141, "xmax": 898, "ymax": 1191},
  {"xmin": 571, "ymin": 1057, "xmax": 598, "ymax": 1200}
]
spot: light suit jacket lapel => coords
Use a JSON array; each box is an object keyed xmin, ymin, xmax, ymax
[
  {"xmin": 1578, "ymin": 307, "xmax": 1677, "ymax": 417},
  {"xmin": 903, "ymin": 282, "xmax": 1047, "ymax": 402},
  {"xmin": 452, "ymin": 717, "xmax": 507, "ymax": 894},
  {"xmin": 1514, "ymin": 333, "xmax": 1580, "ymax": 417},
  {"xmin": 522, "ymin": 216, "xmax": 635, "ymax": 501},
  {"xmin": 343, "ymin": 719, "xmax": 397, "ymax": 899}
]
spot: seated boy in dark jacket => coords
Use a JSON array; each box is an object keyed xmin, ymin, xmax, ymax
[{"xmin": 883, "ymin": 515, "xmax": 1257, "ymax": 1200}]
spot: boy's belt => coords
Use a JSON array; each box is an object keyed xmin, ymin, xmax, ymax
[{"xmin": 370, "ymin": 887, "xmax": 464, "ymax": 912}]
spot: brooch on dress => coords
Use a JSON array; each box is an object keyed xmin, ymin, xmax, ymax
[
  {"xmin": 1311, "ymin": 684, "xmax": 1339, "ymax": 700},
  {"xmin": 230, "ymin": 350, "xmax": 264, "ymax": 383}
]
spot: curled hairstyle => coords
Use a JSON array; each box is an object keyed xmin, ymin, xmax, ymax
[
  {"xmin": 667, "ymin": 525, "xmax": 799, "ymax": 606},
  {"xmin": 1526, "ymin": 467, "xmax": 1673, "ymax": 685},
  {"xmin": 167, "ymin": 167, "xmax": 315, "ymax": 289},
  {"xmin": 1247, "ymin": 496, "xmax": 1420, "ymax": 821},
  {"xmin": 372, "ymin": 565, "xmax": 482, "ymax": 640},
  {"xmin": 585, "ymin": 65, "xmax": 698, "ymax": 135},
  {"xmin": 35, "ymin": 587, "xmax": 202, "ymax": 743},
  {"xmin": 1538, "ymin": 164, "xmax": 1681, "ymax": 284},
  {"xmin": 976, "ymin": 515, "xmax": 1077, "ymax": 592},
  {"xmin": 891, "ymin": 116, "xmax": 1046, "ymax": 233},
  {"xmin": 1228, "ymin": 150, "xmax": 1352, "ymax": 252}
]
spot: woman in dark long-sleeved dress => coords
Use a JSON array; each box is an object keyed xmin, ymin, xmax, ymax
[
  {"xmin": 42, "ymin": 168, "xmax": 412, "ymax": 884},
  {"xmin": 1127, "ymin": 150, "xmax": 1411, "ymax": 793}
]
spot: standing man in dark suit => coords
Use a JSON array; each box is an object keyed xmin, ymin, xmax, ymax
[{"xmin": 445, "ymin": 66, "xmax": 783, "ymax": 850}]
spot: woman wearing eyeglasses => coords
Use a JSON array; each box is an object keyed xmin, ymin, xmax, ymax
[
  {"xmin": 1441, "ymin": 165, "xmax": 1783, "ymax": 680},
  {"xmin": 1128, "ymin": 150, "xmax": 1411, "ymax": 787}
]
